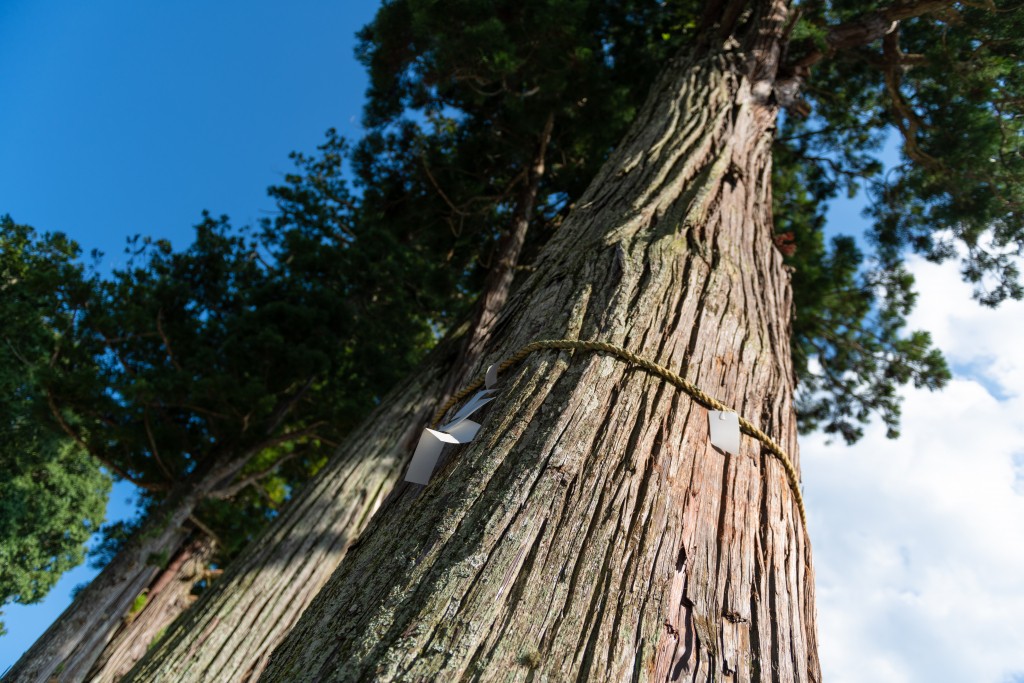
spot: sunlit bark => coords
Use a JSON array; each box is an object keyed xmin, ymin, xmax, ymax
[{"xmin": 261, "ymin": 10, "xmax": 819, "ymax": 681}]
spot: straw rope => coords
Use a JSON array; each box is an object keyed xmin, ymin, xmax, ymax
[{"xmin": 432, "ymin": 339, "xmax": 806, "ymax": 528}]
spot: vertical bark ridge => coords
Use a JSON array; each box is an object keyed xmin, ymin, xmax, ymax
[
  {"xmin": 260, "ymin": 41, "xmax": 818, "ymax": 683},
  {"xmin": 7, "ymin": 485, "xmax": 209, "ymax": 683},
  {"xmin": 86, "ymin": 536, "xmax": 216, "ymax": 683},
  {"xmin": 123, "ymin": 341, "xmax": 460, "ymax": 682},
  {"xmin": 11, "ymin": 419, "xmax": 328, "ymax": 683}
]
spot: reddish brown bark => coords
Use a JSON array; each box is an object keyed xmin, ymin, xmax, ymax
[
  {"xmin": 85, "ymin": 536, "xmax": 216, "ymax": 683},
  {"xmin": 260, "ymin": 5, "xmax": 819, "ymax": 681}
]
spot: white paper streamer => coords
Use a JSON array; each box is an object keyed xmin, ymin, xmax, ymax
[
  {"xmin": 444, "ymin": 389, "xmax": 495, "ymax": 427},
  {"xmin": 405, "ymin": 429, "xmax": 459, "ymax": 485},
  {"xmin": 708, "ymin": 411, "xmax": 740, "ymax": 454},
  {"xmin": 405, "ymin": 389, "xmax": 496, "ymax": 485}
]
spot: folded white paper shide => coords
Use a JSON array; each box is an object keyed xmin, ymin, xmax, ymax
[
  {"xmin": 708, "ymin": 410, "xmax": 740, "ymax": 454},
  {"xmin": 405, "ymin": 380, "xmax": 497, "ymax": 485}
]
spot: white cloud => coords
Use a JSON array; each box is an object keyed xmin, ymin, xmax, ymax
[{"xmin": 804, "ymin": 255, "xmax": 1024, "ymax": 683}]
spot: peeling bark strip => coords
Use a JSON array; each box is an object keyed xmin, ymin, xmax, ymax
[
  {"xmin": 261, "ymin": 24, "xmax": 819, "ymax": 683},
  {"xmin": 85, "ymin": 536, "xmax": 217, "ymax": 683}
]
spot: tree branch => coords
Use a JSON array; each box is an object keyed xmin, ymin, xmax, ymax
[
  {"xmin": 421, "ymin": 154, "xmax": 473, "ymax": 219},
  {"xmin": 143, "ymin": 409, "xmax": 175, "ymax": 481},
  {"xmin": 263, "ymin": 379, "xmax": 316, "ymax": 438},
  {"xmin": 199, "ymin": 419, "xmax": 325, "ymax": 496},
  {"xmin": 187, "ymin": 514, "xmax": 223, "ymax": 548},
  {"xmin": 790, "ymin": 0, "xmax": 957, "ymax": 70},
  {"xmin": 156, "ymin": 308, "xmax": 183, "ymax": 371},
  {"xmin": 207, "ymin": 448, "xmax": 305, "ymax": 501},
  {"xmin": 205, "ymin": 421, "xmax": 324, "ymax": 500},
  {"xmin": 256, "ymin": 422, "xmax": 326, "ymax": 452},
  {"xmin": 881, "ymin": 30, "xmax": 942, "ymax": 169},
  {"xmin": 45, "ymin": 390, "xmax": 167, "ymax": 492},
  {"xmin": 3, "ymin": 336, "xmax": 31, "ymax": 367}
]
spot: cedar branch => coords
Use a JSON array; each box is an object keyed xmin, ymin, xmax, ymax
[
  {"xmin": 791, "ymin": 0, "xmax": 957, "ymax": 70},
  {"xmin": 207, "ymin": 448, "xmax": 305, "ymax": 500},
  {"xmin": 46, "ymin": 390, "xmax": 167, "ymax": 492}
]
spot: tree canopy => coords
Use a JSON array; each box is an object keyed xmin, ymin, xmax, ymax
[
  {"xmin": 0, "ymin": 218, "xmax": 110, "ymax": 636},
  {"xmin": 4, "ymin": 0, "xmax": 1023, "ymax": 650},
  {"xmin": 354, "ymin": 0, "xmax": 1020, "ymax": 443}
]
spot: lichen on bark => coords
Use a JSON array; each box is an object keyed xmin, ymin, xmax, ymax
[{"xmin": 260, "ymin": 29, "xmax": 818, "ymax": 683}]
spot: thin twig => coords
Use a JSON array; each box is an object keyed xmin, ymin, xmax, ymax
[
  {"xmin": 208, "ymin": 449, "xmax": 305, "ymax": 500},
  {"xmin": 156, "ymin": 309, "xmax": 183, "ymax": 371},
  {"xmin": 187, "ymin": 514, "xmax": 224, "ymax": 548},
  {"xmin": 144, "ymin": 409, "xmax": 175, "ymax": 481}
]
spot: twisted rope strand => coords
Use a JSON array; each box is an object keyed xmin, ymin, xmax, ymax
[{"xmin": 432, "ymin": 339, "xmax": 806, "ymax": 529}]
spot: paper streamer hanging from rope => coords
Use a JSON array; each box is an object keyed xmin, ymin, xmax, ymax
[
  {"xmin": 405, "ymin": 365, "xmax": 499, "ymax": 485},
  {"xmin": 708, "ymin": 410, "xmax": 740, "ymax": 454},
  {"xmin": 402, "ymin": 339, "xmax": 806, "ymax": 531}
]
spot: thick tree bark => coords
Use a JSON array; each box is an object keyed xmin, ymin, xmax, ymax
[
  {"xmin": 6, "ymin": 490, "xmax": 200, "ymax": 683},
  {"xmin": 121, "ymin": 102, "xmax": 554, "ymax": 683},
  {"xmin": 7, "ymin": 447, "xmax": 255, "ymax": 683},
  {"xmin": 84, "ymin": 535, "xmax": 216, "ymax": 683},
  {"xmin": 260, "ymin": 20, "xmax": 818, "ymax": 683},
  {"xmin": 122, "ymin": 341, "xmax": 462, "ymax": 683}
]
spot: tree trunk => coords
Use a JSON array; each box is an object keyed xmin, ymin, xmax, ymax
[
  {"xmin": 260, "ymin": 26, "xmax": 818, "ymax": 683},
  {"xmin": 453, "ymin": 112, "xmax": 555, "ymax": 389},
  {"xmin": 7, "ymin": 442, "xmax": 259, "ymax": 683},
  {"xmin": 122, "ymin": 341, "xmax": 463, "ymax": 683},
  {"xmin": 84, "ymin": 535, "xmax": 216, "ymax": 683},
  {"xmin": 122, "ymin": 109, "xmax": 554, "ymax": 683},
  {"xmin": 6, "ymin": 490, "xmax": 201, "ymax": 683}
]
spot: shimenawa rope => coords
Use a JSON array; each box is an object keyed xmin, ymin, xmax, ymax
[{"xmin": 432, "ymin": 339, "xmax": 807, "ymax": 529}]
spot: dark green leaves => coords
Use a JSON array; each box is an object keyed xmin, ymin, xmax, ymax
[
  {"xmin": 0, "ymin": 218, "xmax": 110, "ymax": 634},
  {"xmin": 773, "ymin": 1, "xmax": 1023, "ymax": 440}
]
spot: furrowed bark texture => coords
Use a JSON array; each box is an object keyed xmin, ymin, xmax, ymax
[
  {"xmin": 123, "ymin": 341, "xmax": 463, "ymax": 683},
  {"xmin": 7, "ymin": 490, "xmax": 201, "ymax": 683},
  {"xmin": 10, "ymin": 441, "xmax": 277, "ymax": 683},
  {"xmin": 124, "ymin": 117, "xmax": 551, "ymax": 683},
  {"xmin": 86, "ymin": 536, "xmax": 217, "ymax": 683},
  {"xmin": 260, "ymin": 37, "xmax": 819, "ymax": 683}
]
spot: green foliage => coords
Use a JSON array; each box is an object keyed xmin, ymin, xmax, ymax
[
  {"xmin": 2, "ymin": 110, "xmax": 459, "ymax": 609},
  {"xmin": 5, "ymin": 1, "xmax": 1024, "ymax": 616},
  {"xmin": 0, "ymin": 437, "xmax": 109, "ymax": 636},
  {"xmin": 352, "ymin": 0, "xmax": 969, "ymax": 443},
  {"xmin": 0, "ymin": 218, "xmax": 110, "ymax": 634},
  {"xmin": 148, "ymin": 626, "xmax": 168, "ymax": 651},
  {"xmin": 786, "ymin": 1, "xmax": 1024, "ymax": 306},
  {"xmin": 870, "ymin": 3, "xmax": 1024, "ymax": 306},
  {"xmin": 129, "ymin": 592, "xmax": 148, "ymax": 616},
  {"xmin": 770, "ymin": 0, "xmax": 1023, "ymax": 440},
  {"xmin": 354, "ymin": 0, "xmax": 700, "ymax": 308},
  {"xmin": 89, "ymin": 518, "xmax": 145, "ymax": 570},
  {"xmin": 772, "ymin": 129, "xmax": 952, "ymax": 442},
  {"xmin": 5, "ymin": 128, "xmax": 447, "ymax": 572}
]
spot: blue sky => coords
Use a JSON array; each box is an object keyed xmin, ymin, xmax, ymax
[
  {"xmin": 3, "ymin": 2, "xmax": 1024, "ymax": 681},
  {"xmin": 0, "ymin": 0, "xmax": 378, "ymax": 670},
  {"xmin": 0, "ymin": 0, "xmax": 376, "ymax": 262}
]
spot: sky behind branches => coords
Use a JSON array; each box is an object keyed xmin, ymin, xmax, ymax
[{"xmin": 2, "ymin": 2, "xmax": 1023, "ymax": 681}]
